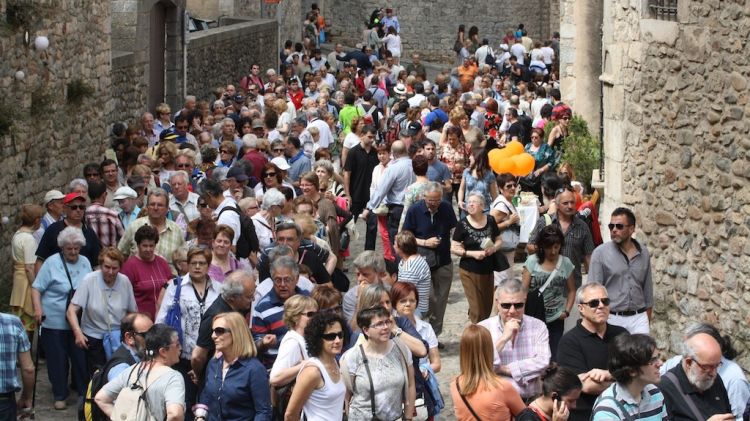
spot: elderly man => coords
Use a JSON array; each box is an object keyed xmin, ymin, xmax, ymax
[
  {"xmin": 251, "ymin": 256, "xmax": 309, "ymax": 368},
  {"xmin": 257, "ymin": 221, "xmax": 331, "ymax": 286},
  {"xmin": 528, "ymin": 187, "xmax": 594, "ymax": 288},
  {"xmin": 0, "ymin": 313, "xmax": 35, "ymax": 419},
  {"xmin": 117, "ymin": 188, "xmax": 185, "ymax": 271},
  {"xmin": 34, "ymin": 189, "xmax": 65, "ymax": 243},
  {"xmin": 402, "ymin": 182, "xmax": 457, "ymax": 338},
  {"xmin": 105, "ymin": 312, "xmax": 154, "ymax": 382},
  {"xmin": 660, "ymin": 330, "xmax": 735, "ymax": 421},
  {"xmin": 306, "ymin": 108, "xmax": 333, "ymax": 149},
  {"xmin": 327, "ymin": 43, "xmax": 345, "ymax": 72},
  {"xmin": 190, "ymin": 271, "xmax": 256, "ymax": 381},
  {"xmin": 169, "ymin": 171, "xmax": 200, "ymax": 223},
  {"xmin": 86, "ymin": 180, "xmax": 124, "ymax": 247},
  {"xmin": 285, "ymin": 135, "xmax": 311, "ymax": 185},
  {"xmin": 174, "ymin": 94, "xmax": 196, "ymax": 119},
  {"xmin": 589, "ymin": 207, "xmax": 653, "ymax": 334},
  {"xmin": 406, "ymin": 53, "xmax": 427, "ymax": 80},
  {"xmin": 140, "ymin": 112, "xmax": 159, "ymax": 147},
  {"xmin": 557, "ymin": 283, "xmax": 628, "ymax": 421},
  {"xmin": 241, "ymin": 134, "xmax": 268, "ymax": 182},
  {"xmin": 478, "ymin": 279, "xmax": 551, "ymax": 400},
  {"xmin": 36, "ymin": 192, "xmax": 102, "ymax": 273}
]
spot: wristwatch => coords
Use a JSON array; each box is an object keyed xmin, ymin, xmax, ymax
[{"xmin": 394, "ymin": 327, "xmax": 403, "ymax": 337}]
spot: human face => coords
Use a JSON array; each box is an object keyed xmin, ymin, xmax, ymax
[
  {"xmin": 577, "ymin": 286, "xmax": 610, "ymax": 326},
  {"xmin": 543, "ymin": 242, "xmax": 561, "ymax": 262},
  {"xmin": 364, "ymin": 316, "xmax": 393, "ymax": 343},
  {"xmin": 379, "ymin": 291, "xmax": 392, "ymax": 311},
  {"xmin": 465, "ymin": 195, "xmax": 484, "ymax": 216},
  {"xmin": 556, "ymin": 191, "xmax": 576, "ymax": 218},
  {"xmin": 377, "ymin": 150, "xmax": 390, "ymax": 165},
  {"xmin": 175, "ymin": 120, "xmax": 189, "ymax": 136},
  {"xmin": 137, "ymin": 239, "xmax": 157, "ymax": 262},
  {"xmin": 47, "ymin": 199, "xmax": 64, "ymax": 217},
  {"xmin": 130, "ymin": 317, "xmax": 153, "ymax": 353},
  {"xmin": 226, "ymin": 85, "xmax": 236, "ymax": 97},
  {"xmin": 685, "ymin": 355, "xmax": 721, "ymax": 392},
  {"xmin": 296, "ymin": 204, "xmax": 314, "ymax": 216},
  {"xmin": 396, "ymin": 291, "xmax": 417, "ymax": 318},
  {"xmin": 64, "ymin": 199, "xmax": 86, "ymax": 223},
  {"xmin": 251, "ymin": 65, "xmax": 260, "ymax": 75},
  {"xmin": 559, "ymin": 389, "xmax": 581, "ymax": 409},
  {"xmin": 299, "ymin": 179, "xmax": 317, "ymax": 197},
  {"xmin": 142, "ymin": 113, "xmax": 155, "ymax": 130},
  {"xmin": 263, "ymin": 169, "xmax": 280, "ymax": 187},
  {"xmin": 171, "ymin": 175, "xmax": 189, "ymax": 199},
  {"xmin": 102, "ymin": 164, "xmax": 118, "ymax": 185},
  {"xmin": 608, "ymin": 214, "xmax": 634, "ymax": 245},
  {"xmin": 276, "ymin": 228, "xmax": 300, "ymax": 250},
  {"xmin": 101, "ymin": 256, "xmax": 121, "ymax": 283},
  {"xmin": 362, "ymin": 131, "xmax": 376, "ymax": 148},
  {"xmin": 355, "ymin": 267, "xmax": 378, "ymax": 285},
  {"xmin": 447, "ymin": 133, "xmax": 459, "ymax": 146},
  {"xmin": 496, "ymin": 290, "xmax": 526, "ymax": 323},
  {"xmin": 271, "ymin": 144, "xmax": 285, "ymax": 157},
  {"xmin": 198, "ymin": 199, "xmax": 212, "ymax": 218},
  {"xmin": 640, "ymin": 350, "xmax": 663, "ymax": 385},
  {"xmin": 271, "ymin": 266, "xmax": 299, "ymax": 300},
  {"xmin": 297, "ymin": 305, "xmax": 318, "ymax": 331},
  {"xmin": 61, "ymin": 243, "xmax": 81, "ymax": 263},
  {"xmin": 212, "ymin": 233, "xmax": 232, "ymax": 257},
  {"xmin": 222, "ymin": 121, "xmax": 236, "ymax": 137},
  {"xmin": 231, "ymin": 280, "xmax": 256, "ymax": 313},
  {"xmin": 314, "ymin": 167, "xmax": 329, "ymax": 184},
  {"xmin": 175, "ymin": 157, "xmax": 192, "ymax": 173},
  {"xmin": 211, "ymin": 318, "xmax": 233, "ymax": 354},
  {"xmin": 84, "ymin": 169, "xmax": 101, "ymax": 182},
  {"xmin": 530, "ymin": 131, "xmax": 542, "ymax": 146},
  {"xmin": 188, "ymin": 254, "xmax": 209, "ymax": 280},
  {"xmin": 147, "ymin": 195, "xmax": 169, "ymax": 220},
  {"xmin": 162, "ymin": 334, "xmax": 182, "ymax": 365},
  {"xmin": 244, "ymin": 200, "xmax": 260, "ymax": 217},
  {"xmin": 424, "ymin": 190, "xmax": 442, "ymax": 213},
  {"xmin": 321, "ymin": 322, "xmax": 345, "ymax": 356},
  {"xmin": 423, "ymin": 143, "xmax": 436, "ymax": 161}
]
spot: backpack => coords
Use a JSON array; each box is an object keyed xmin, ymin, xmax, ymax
[
  {"xmin": 484, "ymin": 47, "xmax": 496, "ymax": 66},
  {"xmin": 218, "ymin": 205, "xmax": 260, "ymax": 259},
  {"xmin": 385, "ymin": 114, "xmax": 406, "ymax": 146},
  {"xmin": 110, "ymin": 363, "xmax": 170, "ymax": 421},
  {"xmin": 79, "ymin": 346, "xmax": 137, "ymax": 421}
]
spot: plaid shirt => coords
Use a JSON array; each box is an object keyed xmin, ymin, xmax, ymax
[
  {"xmin": 0, "ymin": 313, "xmax": 31, "ymax": 393},
  {"xmin": 529, "ymin": 213, "xmax": 595, "ymax": 284},
  {"xmin": 478, "ymin": 314, "xmax": 551, "ymax": 398},
  {"xmin": 86, "ymin": 202, "xmax": 125, "ymax": 248},
  {"xmin": 118, "ymin": 217, "xmax": 185, "ymax": 273}
]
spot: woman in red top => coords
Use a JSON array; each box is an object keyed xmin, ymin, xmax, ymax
[{"xmin": 119, "ymin": 225, "xmax": 172, "ymax": 320}]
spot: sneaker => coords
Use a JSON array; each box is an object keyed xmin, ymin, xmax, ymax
[{"xmin": 54, "ymin": 400, "xmax": 67, "ymax": 410}]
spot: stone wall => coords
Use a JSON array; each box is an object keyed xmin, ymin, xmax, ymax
[
  {"xmin": 186, "ymin": 19, "xmax": 278, "ymax": 101},
  {"xmin": 111, "ymin": 51, "xmax": 149, "ymax": 124},
  {"xmin": 0, "ymin": 0, "xmax": 112, "ymax": 298},
  {"xmin": 321, "ymin": 0, "xmax": 557, "ymax": 63},
  {"xmin": 599, "ymin": 0, "xmax": 750, "ymax": 369}
]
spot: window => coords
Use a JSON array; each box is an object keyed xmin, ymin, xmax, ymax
[{"xmin": 647, "ymin": 0, "xmax": 678, "ymax": 21}]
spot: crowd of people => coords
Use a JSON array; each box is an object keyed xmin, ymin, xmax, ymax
[{"xmin": 1, "ymin": 6, "xmax": 749, "ymax": 421}]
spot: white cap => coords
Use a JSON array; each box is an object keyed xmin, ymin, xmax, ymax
[
  {"xmin": 270, "ymin": 156, "xmax": 291, "ymax": 171},
  {"xmin": 113, "ymin": 186, "xmax": 137, "ymax": 200},
  {"xmin": 43, "ymin": 190, "xmax": 65, "ymax": 205}
]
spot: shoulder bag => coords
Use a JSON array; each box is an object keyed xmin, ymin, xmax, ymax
[
  {"xmin": 663, "ymin": 371, "xmax": 706, "ymax": 420},
  {"xmin": 272, "ymin": 340, "xmax": 306, "ymax": 420},
  {"xmin": 454, "ymin": 377, "xmax": 482, "ymax": 421},
  {"xmin": 164, "ymin": 277, "xmax": 184, "ymax": 345},
  {"xmin": 525, "ymin": 256, "xmax": 562, "ymax": 322},
  {"xmin": 493, "ymin": 197, "xmax": 520, "ymax": 252},
  {"xmin": 359, "ymin": 344, "xmax": 384, "ymax": 421},
  {"xmin": 60, "ymin": 252, "xmax": 81, "ymax": 324}
]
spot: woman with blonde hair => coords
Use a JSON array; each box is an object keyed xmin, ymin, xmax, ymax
[
  {"xmin": 197, "ymin": 311, "xmax": 272, "ymax": 420},
  {"xmin": 269, "ymin": 295, "xmax": 318, "ymax": 386},
  {"xmin": 450, "ymin": 324, "xmax": 525, "ymax": 421},
  {"xmin": 11, "ymin": 203, "xmax": 45, "ymax": 333}
]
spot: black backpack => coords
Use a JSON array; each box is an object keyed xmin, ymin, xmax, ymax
[
  {"xmin": 218, "ymin": 205, "xmax": 260, "ymax": 259},
  {"xmin": 79, "ymin": 346, "xmax": 137, "ymax": 421}
]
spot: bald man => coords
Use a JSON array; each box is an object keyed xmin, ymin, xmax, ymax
[{"xmin": 660, "ymin": 332, "xmax": 734, "ymax": 421}]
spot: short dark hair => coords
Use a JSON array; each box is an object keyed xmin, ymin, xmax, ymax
[
  {"xmin": 535, "ymin": 225, "xmax": 565, "ymax": 261},
  {"xmin": 611, "ymin": 207, "xmax": 636, "ymax": 226},
  {"xmin": 287, "ymin": 135, "xmax": 301, "ymax": 150},
  {"xmin": 144, "ymin": 324, "xmax": 178, "ymax": 360},
  {"xmin": 608, "ymin": 333, "xmax": 656, "ymax": 385},
  {"xmin": 100, "ymin": 158, "xmax": 117, "ymax": 171},
  {"xmin": 87, "ymin": 180, "xmax": 106, "ymax": 200},
  {"xmin": 549, "ymin": 88, "xmax": 561, "ymax": 101},
  {"xmin": 540, "ymin": 363, "xmax": 582, "ymax": 398},
  {"xmin": 201, "ymin": 178, "xmax": 224, "ymax": 198},
  {"xmin": 427, "ymin": 94, "xmax": 439, "ymax": 107},
  {"xmin": 411, "ymin": 154, "xmax": 428, "ymax": 176},
  {"xmin": 174, "ymin": 114, "xmax": 190, "ymax": 125},
  {"xmin": 357, "ymin": 306, "xmax": 391, "ymax": 333},
  {"xmin": 361, "ymin": 125, "xmax": 377, "ymax": 135},
  {"xmin": 344, "ymin": 92, "xmax": 356, "ymax": 105},
  {"xmin": 496, "ymin": 173, "xmax": 516, "ymax": 188},
  {"xmin": 83, "ymin": 162, "xmax": 101, "ymax": 178},
  {"xmin": 134, "ymin": 224, "xmax": 160, "ymax": 245},
  {"xmin": 541, "ymin": 173, "xmax": 563, "ymax": 199},
  {"xmin": 304, "ymin": 312, "xmax": 348, "ymax": 357}
]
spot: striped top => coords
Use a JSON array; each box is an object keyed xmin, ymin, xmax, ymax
[
  {"xmin": 397, "ymin": 255, "xmax": 432, "ymax": 315},
  {"xmin": 592, "ymin": 383, "xmax": 668, "ymax": 421}
]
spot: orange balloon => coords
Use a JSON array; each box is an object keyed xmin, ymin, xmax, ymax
[
  {"xmin": 506, "ymin": 140, "xmax": 524, "ymax": 156},
  {"xmin": 511, "ymin": 153, "xmax": 536, "ymax": 176},
  {"xmin": 494, "ymin": 158, "xmax": 517, "ymax": 174},
  {"xmin": 495, "ymin": 147, "xmax": 514, "ymax": 159},
  {"xmin": 488, "ymin": 148, "xmax": 503, "ymax": 169}
]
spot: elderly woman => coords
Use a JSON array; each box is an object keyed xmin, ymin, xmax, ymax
[
  {"xmin": 31, "ymin": 226, "xmax": 92, "ymax": 410},
  {"xmin": 285, "ymin": 311, "xmax": 348, "ymax": 421},
  {"xmin": 157, "ymin": 247, "xmax": 220, "ymax": 415},
  {"xmin": 269, "ymin": 295, "xmax": 318, "ymax": 387},
  {"xmin": 341, "ymin": 306, "xmax": 416, "ymax": 421},
  {"xmin": 11, "ymin": 204, "xmax": 45, "ymax": 334},
  {"xmin": 440, "ymin": 125, "xmax": 472, "ymax": 204},
  {"xmin": 208, "ymin": 225, "xmax": 249, "ymax": 283},
  {"xmin": 120, "ymin": 225, "xmax": 172, "ymax": 320},
  {"xmin": 313, "ymin": 159, "xmax": 345, "ymax": 199},
  {"xmin": 451, "ymin": 191, "xmax": 502, "ymax": 323},
  {"xmin": 215, "ymin": 140, "xmax": 238, "ymax": 168},
  {"xmin": 252, "ymin": 188, "xmax": 286, "ymax": 249},
  {"xmin": 67, "ymin": 247, "xmax": 137, "ymax": 377},
  {"xmin": 197, "ymin": 312, "xmax": 272, "ymax": 421}
]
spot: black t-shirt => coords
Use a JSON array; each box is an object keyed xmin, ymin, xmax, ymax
[
  {"xmin": 660, "ymin": 363, "xmax": 732, "ymax": 421},
  {"xmin": 195, "ymin": 296, "xmax": 235, "ymax": 352},
  {"xmin": 452, "ymin": 215, "xmax": 500, "ymax": 275},
  {"xmin": 344, "ymin": 143, "xmax": 379, "ymax": 204},
  {"xmin": 257, "ymin": 240, "xmax": 330, "ymax": 284},
  {"xmin": 556, "ymin": 321, "xmax": 628, "ymax": 421},
  {"xmin": 36, "ymin": 220, "xmax": 102, "ymax": 267}
]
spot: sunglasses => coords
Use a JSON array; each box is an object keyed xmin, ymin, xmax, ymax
[
  {"xmin": 220, "ymin": 150, "xmax": 230, "ymax": 154},
  {"xmin": 302, "ymin": 311, "xmax": 317, "ymax": 318},
  {"xmin": 198, "ymin": 203, "xmax": 209, "ymax": 208},
  {"xmin": 132, "ymin": 331, "xmax": 148, "ymax": 337},
  {"xmin": 499, "ymin": 302, "xmax": 525, "ymax": 310},
  {"xmin": 66, "ymin": 204, "xmax": 86, "ymax": 210},
  {"xmin": 504, "ymin": 183, "xmax": 516, "ymax": 189},
  {"xmin": 85, "ymin": 173, "xmax": 100, "ymax": 177},
  {"xmin": 176, "ymin": 125, "xmax": 189, "ymax": 130},
  {"xmin": 320, "ymin": 331, "xmax": 345, "ymax": 341},
  {"xmin": 212, "ymin": 327, "xmax": 231, "ymax": 336},
  {"xmin": 582, "ymin": 298, "xmax": 611, "ymax": 308},
  {"xmin": 608, "ymin": 223, "xmax": 631, "ymax": 231},
  {"xmin": 273, "ymin": 149, "xmax": 285, "ymax": 153},
  {"xmin": 264, "ymin": 172, "xmax": 277, "ymax": 178},
  {"xmin": 176, "ymin": 163, "xmax": 192, "ymax": 168}
]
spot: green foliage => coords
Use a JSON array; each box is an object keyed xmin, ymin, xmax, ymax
[
  {"xmin": 66, "ymin": 79, "xmax": 95, "ymax": 106},
  {"xmin": 561, "ymin": 115, "xmax": 600, "ymax": 192}
]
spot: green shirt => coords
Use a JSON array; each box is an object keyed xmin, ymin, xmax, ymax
[{"xmin": 338, "ymin": 104, "xmax": 364, "ymax": 136}]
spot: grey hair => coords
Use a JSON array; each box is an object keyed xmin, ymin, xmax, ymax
[
  {"xmin": 137, "ymin": 154, "xmax": 155, "ymax": 166},
  {"xmin": 237, "ymin": 197, "xmax": 258, "ymax": 212},
  {"xmin": 176, "ymin": 149, "xmax": 196, "ymax": 162},
  {"xmin": 306, "ymin": 108, "xmax": 320, "ymax": 120},
  {"xmin": 422, "ymin": 181, "xmax": 443, "ymax": 196},
  {"xmin": 221, "ymin": 270, "xmax": 255, "ymax": 301},
  {"xmin": 576, "ymin": 282, "xmax": 607, "ymax": 304},
  {"xmin": 213, "ymin": 100, "xmax": 225, "ymax": 109},
  {"xmin": 494, "ymin": 278, "xmax": 527, "ymax": 298},
  {"xmin": 313, "ymin": 159, "xmax": 334, "ymax": 176},
  {"xmin": 682, "ymin": 322, "xmax": 722, "ymax": 358},
  {"xmin": 57, "ymin": 226, "xmax": 86, "ymax": 248},
  {"xmin": 185, "ymin": 95, "xmax": 196, "ymax": 103},
  {"xmin": 68, "ymin": 178, "xmax": 88, "ymax": 193},
  {"xmin": 268, "ymin": 244, "xmax": 295, "ymax": 261},
  {"xmin": 270, "ymin": 255, "xmax": 300, "ymax": 279},
  {"xmin": 357, "ymin": 283, "xmax": 390, "ymax": 310},
  {"xmin": 169, "ymin": 170, "xmax": 190, "ymax": 184},
  {"xmin": 147, "ymin": 187, "xmax": 169, "ymax": 203},
  {"xmin": 222, "ymin": 117, "xmax": 235, "ymax": 126},
  {"xmin": 353, "ymin": 251, "xmax": 386, "ymax": 274},
  {"xmin": 261, "ymin": 188, "xmax": 286, "ymax": 210},
  {"xmin": 466, "ymin": 190, "xmax": 486, "ymax": 207}
]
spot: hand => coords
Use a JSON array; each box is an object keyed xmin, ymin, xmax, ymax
[
  {"xmin": 262, "ymin": 334, "xmax": 277, "ymax": 347},
  {"xmin": 324, "ymin": 191, "xmax": 335, "ymax": 201},
  {"xmin": 509, "ymin": 213, "xmax": 520, "ymax": 225},
  {"xmin": 551, "ymin": 399, "xmax": 569, "ymax": 421},
  {"xmin": 484, "ymin": 246, "xmax": 496, "ymax": 257},
  {"xmin": 587, "ymin": 368, "xmax": 611, "ymax": 383},
  {"xmin": 188, "ymin": 370, "xmax": 199, "ymax": 385},
  {"xmin": 360, "ymin": 209, "xmax": 370, "ymax": 220},
  {"xmin": 34, "ymin": 310, "xmax": 44, "ymax": 324},
  {"xmin": 458, "ymin": 201, "xmax": 466, "ymax": 210},
  {"xmin": 473, "ymin": 250, "xmax": 485, "ymax": 260},
  {"xmin": 421, "ymin": 368, "xmax": 429, "ymax": 379},
  {"xmin": 424, "ymin": 237, "xmax": 440, "ymax": 248},
  {"xmin": 559, "ymin": 311, "xmax": 569, "ymax": 320},
  {"xmin": 74, "ymin": 331, "xmax": 89, "ymax": 349},
  {"xmin": 501, "ymin": 318, "xmax": 521, "ymax": 343},
  {"xmin": 706, "ymin": 415, "xmax": 735, "ymax": 421}
]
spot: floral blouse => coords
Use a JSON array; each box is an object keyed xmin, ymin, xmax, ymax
[{"xmin": 440, "ymin": 141, "xmax": 472, "ymax": 184}]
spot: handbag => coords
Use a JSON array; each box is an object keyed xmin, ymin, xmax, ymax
[
  {"xmin": 493, "ymin": 198, "xmax": 520, "ymax": 252},
  {"xmin": 492, "ymin": 250, "xmax": 510, "ymax": 272},
  {"xmin": 164, "ymin": 277, "xmax": 184, "ymax": 345},
  {"xmin": 60, "ymin": 252, "xmax": 81, "ymax": 324},
  {"xmin": 454, "ymin": 377, "xmax": 483, "ymax": 421},
  {"xmin": 416, "ymin": 246, "xmax": 438, "ymax": 269},
  {"xmin": 272, "ymin": 341, "xmax": 305, "ymax": 420},
  {"xmin": 525, "ymin": 256, "xmax": 562, "ymax": 322}
]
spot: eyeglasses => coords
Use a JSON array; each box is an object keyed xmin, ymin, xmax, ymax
[
  {"xmin": 319, "ymin": 189, "xmax": 326, "ymax": 193},
  {"xmin": 198, "ymin": 203, "xmax": 209, "ymax": 208},
  {"xmin": 220, "ymin": 150, "xmax": 230, "ymax": 154},
  {"xmin": 272, "ymin": 277, "xmax": 295, "ymax": 285},
  {"xmin": 212, "ymin": 327, "xmax": 231, "ymax": 336},
  {"xmin": 322, "ymin": 305, "xmax": 343, "ymax": 314},
  {"xmin": 321, "ymin": 331, "xmax": 345, "ymax": 341},
  {"xmin": 561, "ymin": 116, "xmax": 571, "ymax": 121},
  {"xmin": 504, "ymin": 183, "xmax": 516, "ymax": 189},
  {"xmin": 264, "ymin": 172, "xmax": 277, "ymax": 178},
  {"xmin": 273, "ymin": 148, "xmax": 285, "ymax": 153},
  {"xmin": 368, "ymin": 319, "xmax": 393, "ymax": 329},
  {"xmin": 301, "ymin": 311, "xmax": 317, "ymax": 318},
  {"xmin": 176, "ymin": 163, "xmax": 192, "ymax": 168},
  {"xmin": 689, "ymin": 358, "xmax": 722, "ymax": 372},
  {"xmin": 608, "ymin": 223, "xmax": 631, "ymax": 231},
  {"xmin": 175, "ymin": 125, "xmax": 189, "ymax": 130},
  {"xmin": 499, "ymin": 302, "xmax": 525, "ymax": 310},
  {"xmin": 582, "ymin": 298, "xmax": 611, "ymax": 308},
  {"xmin": 247, "ymin": 206, "xmax": 259, "ymax": 210},
  {"xmin": 189, "ymin": 260, "xmax": 208, "ymax": 267},
  {"xmin": 66, "ymin": 204, "xmax": 86, "ymax": 210}
]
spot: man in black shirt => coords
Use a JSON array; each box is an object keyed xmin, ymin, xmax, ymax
[
  {"xmin": 557, "ymin": 283, "xmax": 627, "ymax": 421},
  {"xmin": 660, "ymin": 332, "xmax": 733, "ymax": 421},
  {"xmin": 343, "ymin": 125, "xmax": 379, "ymax": 249}
]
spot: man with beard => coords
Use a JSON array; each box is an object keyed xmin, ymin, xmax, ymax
[{"xmin": 660, "ymin": 331, "xmax": 734, "ymax": 421}]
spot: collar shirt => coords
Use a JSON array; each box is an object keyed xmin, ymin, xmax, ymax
[
  {"xmin": 401, "ymin": 200, "xmax": 457, "ymax": 267},
  {"xmin": 251, "ymin": 286, "xmax": 309, "ymax": 368},
  {"xmin": 86, "ymin": 202, "xmax": 125, "ymax": 248},
  {"xmin": 529, "ymin": 213, "xmax": 595, "ymax": 285},
  {"xmin": 366, "ymin": 157, "xmax": 416, "ymax": 210},
  {"xmin": 660, "ymin": 363, "xmax": 732, "ymax": 421},
  {"xmin": 592, "ymin": 383, "xmax": 668, "ymax": 421},
  {"xmin": 170, "ymin": 191, "xmax": 201, "ymax": 223},
  {"xmin": 0, "ymin": 314, "xmax": 31, "ymax": 394},
  {"xmin": 382, "ymin": 15, "xmax": 400, "ymax": 33},
  {"xmin": 588, "ymin": 240, "xmax": 653, "ymax": 312},
  {"xmin": 118, "ymin": 205, "xmax": 141, "ymax": 230}
]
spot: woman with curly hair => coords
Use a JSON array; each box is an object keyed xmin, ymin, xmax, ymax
[{"xmin": 440, "ymin": 125, "xmax": 472, "ymax": 205}]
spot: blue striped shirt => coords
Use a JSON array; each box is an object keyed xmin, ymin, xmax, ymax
[
  {"xmin": 592, "ymin": 383, "xmax": 668, "ymax": 421},
  {"xmin": 0, "ymin": 313, "xmax": 31, "ymax": 393}
]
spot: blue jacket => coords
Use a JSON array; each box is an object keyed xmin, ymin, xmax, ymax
[{"xmin": 198, "ymin": 355, "xmax": 272, "ymax": 421}]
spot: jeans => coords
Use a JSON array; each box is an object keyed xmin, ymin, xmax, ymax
[
  {"xmin": 0, "ymin": 393, "xmax": 16, "ymax": 421},
  {"xmin": 547, "ymin": 318, "xmax": 565, "ymax": 361},
  {"xmin": 40, "ymin": 328, "xmax": 87, "ymax": 401},
  {"xmin": 386, "ymin": 205, "xmax": 404, "ymax": 253}
]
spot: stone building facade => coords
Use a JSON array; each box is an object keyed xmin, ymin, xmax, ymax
[{"xmin": 563, "ymin": 0, "xmax": 750, "ymax": 369}]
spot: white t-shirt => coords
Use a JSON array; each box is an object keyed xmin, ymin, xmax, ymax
[
  {"xmin": 541, "ymin": 46, "xmax": 555, "ymax": 64},
  {"xmin": 415, "ymin": 318, "xmax": 438, "ymax": 368},
  {"xmin": 343, "ymin": 132, "xmax": 361, "ymax": 150},
  {"xmin": 510, "ymin": 43, "xmax": 527, "ymax": 65},
  {"xmin": 270, "ymin": 330, "xmax": 307, "ymax": 380}
]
